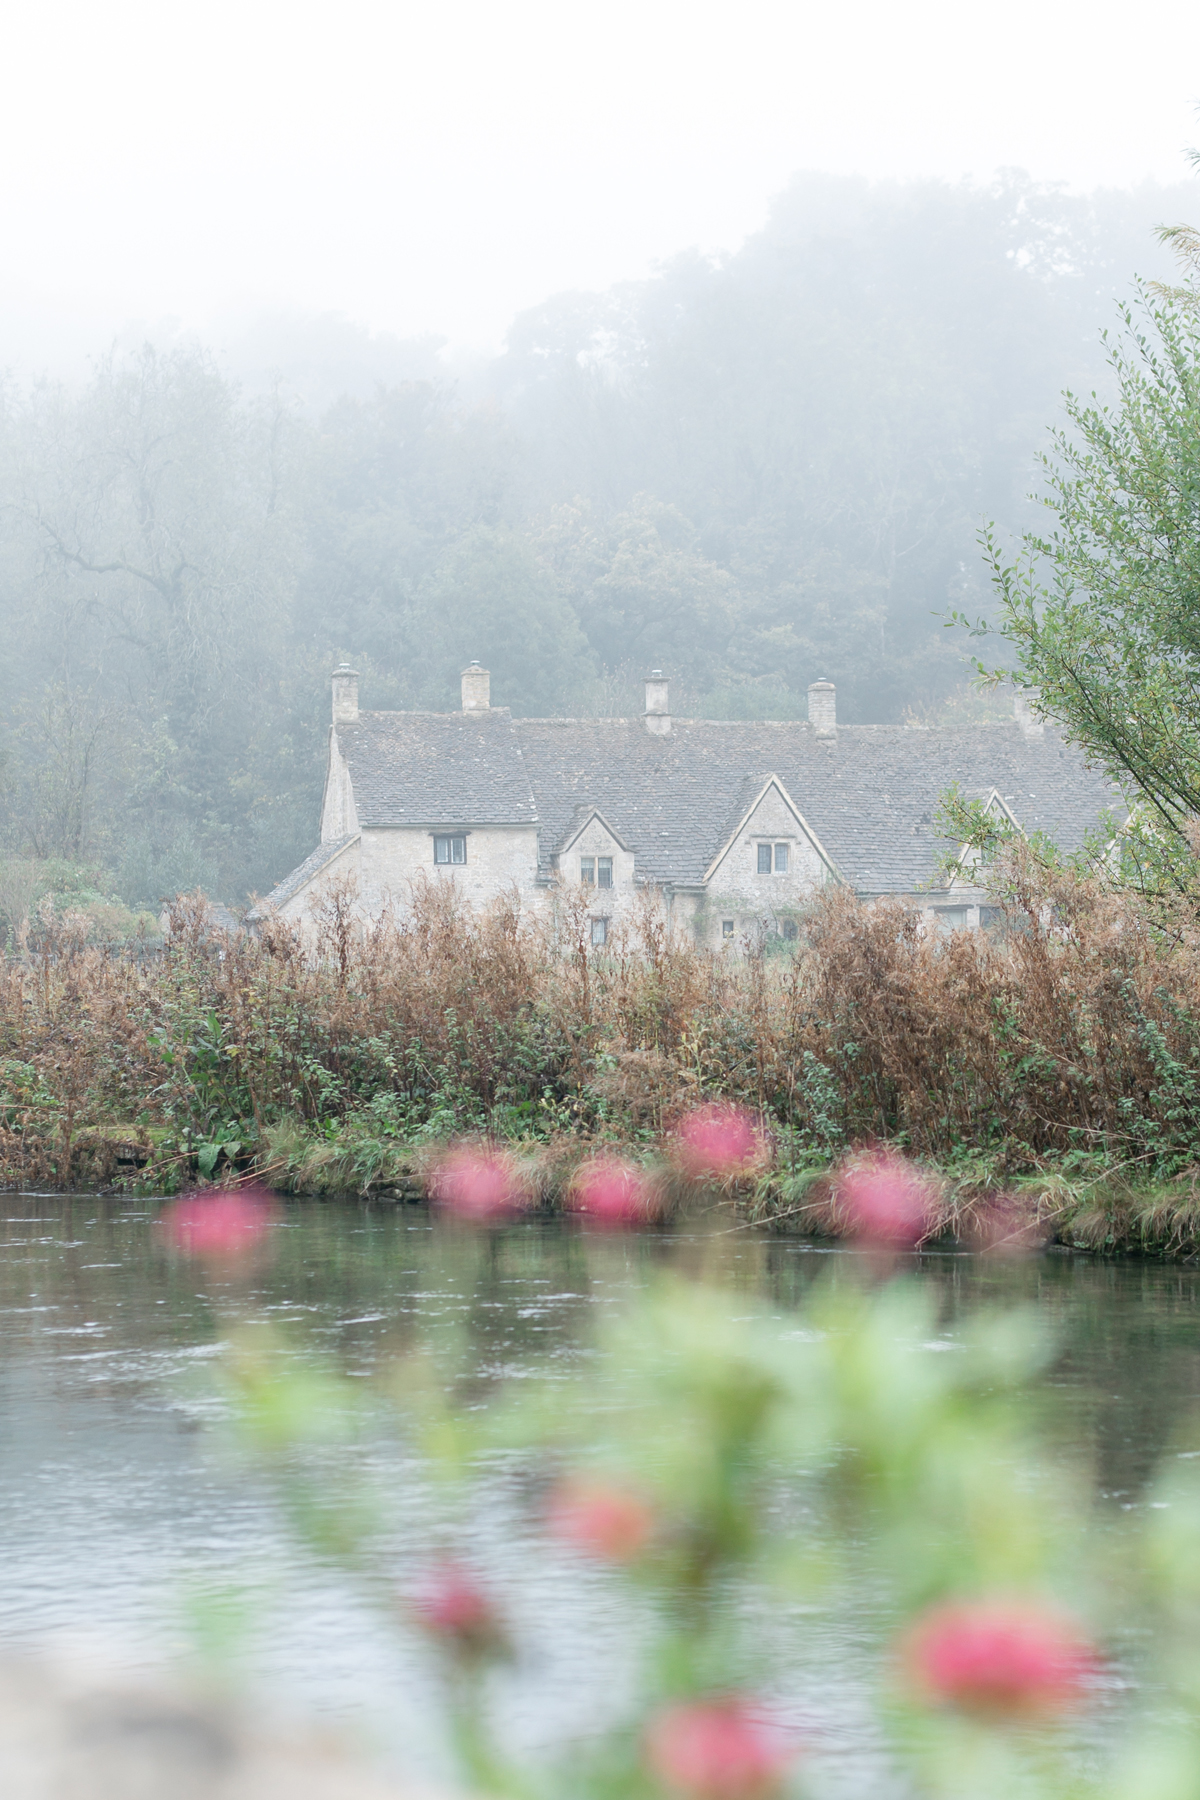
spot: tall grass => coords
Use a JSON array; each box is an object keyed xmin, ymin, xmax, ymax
[{"xmin": 5, "ymin": 856, "xmax": 1200, "ymax": 1234}]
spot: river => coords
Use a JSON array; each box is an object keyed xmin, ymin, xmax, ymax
[{"xmin": 2, "ymin": 1192, "xmax": 1198, "ymax": 1791}]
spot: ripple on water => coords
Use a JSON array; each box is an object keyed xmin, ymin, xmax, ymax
[{"xmin": 0, "ymin": 1193, "xmax": 1188, "ymax": 1787}]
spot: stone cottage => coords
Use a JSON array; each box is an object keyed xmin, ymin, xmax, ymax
[{"xmin": 253, "ymin": 662, "xmax": 1124, "ymax": 946}]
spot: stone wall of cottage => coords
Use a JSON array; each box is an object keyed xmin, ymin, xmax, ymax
[
  {"xmin": 355, "ymin": 826, "xmax": 543, "ymax": 916},
  {"xmin": 320, "ymin": 733, "xmax": 359, "ymax": 842},
  {"xmin": 692, "ymin": 784, "xmax": 830, "ymax": 949},
  {"xmin": 275, "ymin": 839, "xmax": 363, "ymax": 939},
  {"xmin": 554, "ymin": 816, "xmax": 642, "ymax": 940}
]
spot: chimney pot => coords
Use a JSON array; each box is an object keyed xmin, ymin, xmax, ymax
[
  {"xmin": 808, "ymin": 679, "xmax": 836, "ymax": 737},
  {"xmin": 1014, "ymin": 690, "xmax": 1044, "ymax": 739},
  {"xmin": 644, "ymin": 670, "xmax": 670, "ymax": 734},
  {"xmin": 461, "ymin": 660, "xmax": 491, "ymax": 711},
  {"xmin": 332, "ymin": 662, "xmax": 359, "ymax": 724}
]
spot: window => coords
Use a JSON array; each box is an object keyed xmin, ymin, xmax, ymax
[
  {"xmin": 757, "ymin": 842, "xmax": 791, "ymax": 874},
  {"xmin": 932, "ymin": 906, "xmax": 969, "ymax": 931},
  {"xmin": 434, "ymin": 834, "xmax": 466, "ymax": 865},
  {"xmin": 781, "ymin": 917, "xmax": 798, "ymax": 941},
  {"xmin": 590, "ymin": 917, "xmax": 608, "ymax": 947},
  {"xmin": 722, "ymin": 919, "xmax": 735, "ymax": 938},
  {"xmin": 582, "ymin": 855, "xmax": 613, "ymax": 887}
]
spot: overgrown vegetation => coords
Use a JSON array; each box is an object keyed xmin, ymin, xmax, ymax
[{"xmin": 8, "ymin": 869, "xmax": 1200, "ymax": 1252}]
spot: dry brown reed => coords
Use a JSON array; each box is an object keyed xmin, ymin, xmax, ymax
[{"xmin": 2, "ymin": 854, "xmax": 1200, "ymax": 1229}]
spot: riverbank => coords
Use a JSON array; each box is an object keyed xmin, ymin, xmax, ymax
[
  {"xmin": 253, "ymin": 1119, "xmax": 1200, "ymax": 1258},
  {"xmin": 6, "ymin": 868, "xmax": 1200, "ymax": 1255}
]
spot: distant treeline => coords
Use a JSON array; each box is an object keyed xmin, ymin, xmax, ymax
[{"xmin": 0, "ymin": 170, "xmax": 1194, "ymax": 904}]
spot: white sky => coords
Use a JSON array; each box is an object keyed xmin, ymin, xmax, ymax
[{"xmin": 2, "ymin": 0, "xmax": 1199, "ymax": 366}]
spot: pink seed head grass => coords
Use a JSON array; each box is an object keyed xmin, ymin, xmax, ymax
[
  {"xmin": 835, "ymin": 1149, "xmax": 936, "ymax": 1248},
  {"xmin": 428, "ymin": 1146, "xmax": 529, "ymax": 1221},
  {"xmin": 566, "ymin": 1156, "xmax": 659, "ymax": 1228},
  {"xmin": 547, "ymin": 1477, "xmax": 656, "ymax": 1561},
  {"xmin": 645, "ymin": 1698, "xmax": 797, "ymax": 1800},
  {"xmin": 409, "ymin": 1559, "xmax": 507, "ymax": 1660},
  {"xmin": 159, "ymin": 1185, "xmax": 279, "ymax": 1264},
  {"xmin": 673, "ymin": 1104, "xmax": 763, "ymax": 1182},
  {"xmin": 901, "ymin": 1598, "xmax": 1099, "ymax": 1719}
]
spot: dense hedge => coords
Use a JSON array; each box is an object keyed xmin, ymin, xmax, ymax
[{"xmin": 3, "ymin": 857, "xmax": 1200, "ymax": 1207}]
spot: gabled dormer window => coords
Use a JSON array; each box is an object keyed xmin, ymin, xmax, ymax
[
  {"xmin": 756, "ymin": 842, "xmax": 790, "ymax": 874},
  {"xmin": 434, "ymin": 834, "xmax": 466, "ymax": 865}
]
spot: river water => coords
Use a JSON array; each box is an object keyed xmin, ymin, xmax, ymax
[{"xmin": 2, "ymin": 1192, "xmax": 1199, "ymax": 1790}]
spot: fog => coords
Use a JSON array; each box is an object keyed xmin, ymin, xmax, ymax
[
  {"xmin": 4, "ymin": 0, "xmax": 1200, "ymax": 361},
  {"xmin": 1, "ymin": 2, "xmax": 1199, "ymax": 905}
]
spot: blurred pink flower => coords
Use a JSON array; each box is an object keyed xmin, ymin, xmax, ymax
[
  {"xmin": 836, "ymin": 1150, "xmax": 933, "ymax": 1247},
  {"xmin": 567, "ymin": 1156, "xmax": 657, "ymax": 1227},
  {"xmin": 673, "ymin": 1104, "xmax": 762, "ymax": 1181},
  {"xmin": 645, "ymin": 1698, "xmax": 794, "ymax": 1799},
  {"xmin": 547, "ymin": 1477, "xmax": 655, "ymax": 1561},
  {"xmin": 428, "ymin": 1147, "xmax": 527, "ymax": 1220},
  {"xmin": 901, "ymin": 1598, "xmax": 1098, "ymax": 1718},
  {"xmin": 410, "ymin": 1559, "xmax": 505, "ymax": 1658},
  {"xmin": 159, "ymin": 1186, "xmax": 278, "ymax": 1262}
]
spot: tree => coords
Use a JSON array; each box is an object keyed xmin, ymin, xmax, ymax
[
  {"xmin": 0, "ymin": 343, "xmax": 311, "ymax": 896},
  {"xmin": 416, "ymin": 527, "xmax": 594, "ymax": 714},
  {"xmin": 975, "ymin": 282, "xmax": 1200, "ymax": 872},
  {"xmin": 535, "ymin": 497, "xmax": 735, "ymax": 689}
]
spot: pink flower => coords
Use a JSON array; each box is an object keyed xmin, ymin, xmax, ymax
[
  {"xmin": 901, "ymin": 1599, "xmax": 1098, "ymax": 1718},
  {"xmin": 836, "ymin": 1150, "xmax": 933, "ymax": 1247},
  {"xmin": 673, "ymin": 1104, "xmax": 762, "ymax": 1181},
  {"xmin": 429, "ymin": 1147, "xmax": 527, "ymax": 1220},
  {"xmin": 567, "ymin": 1156, "xmax": 657, "ymax": 1227},
  {"xmin": 645, "ymin": 1698, "xmax": 794, "ymax": 1799},
  {"xmin": 410, "ymin": 1559, "xmax": 505, "ymax": 1658},
  {"xmin": 547, "ymin": 1478, "xmax": 655, "ymax": 1561},
  {"xmin": 159, "ymin": 1186, "xmax": 278, "ymax": 1263}
]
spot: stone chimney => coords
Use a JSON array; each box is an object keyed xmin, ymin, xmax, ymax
[
  {"xmin": 807, "ymin": 679, "xmax": 836, "ymax": 737},
  {"xmin": 644, "ymin": 670, "xmax": 670, "ymax": 735},
  {"xmin": 1014, "ymin": 690, "xmax": 1044, "ymax": 740},
  {"xmin": 461, "ymin": 661, "xmax": 491, "ymax": 711},
  {"xmin": 331, "ymin": 662, "xmax": 359, "ymax": 724}
]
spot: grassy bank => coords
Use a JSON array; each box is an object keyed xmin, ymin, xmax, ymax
[
  {"xmin": 6, "ymin": 867, "xmax": 1200, "ymax": 1254},
  {"xmin": 257, "ymin": 1115, "xmax": 1200, "ymax": 1258}
]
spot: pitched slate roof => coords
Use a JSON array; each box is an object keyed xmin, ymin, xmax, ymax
[
  {"xmin": 510, "ymin": 717, "xmax": 1125, "ymax": 892},
  {"xmin": 334, "ymin": 710, "xmax": 538, "ymax": 827},
  {"xmin": 250, "ymin": 834, "xmax": 357, "ymax": 918},
  {"xmin": 276, "ymin": 711, "xmax": 1126, "ymax": 904}
]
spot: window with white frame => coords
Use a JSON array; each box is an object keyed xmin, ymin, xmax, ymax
[
  {"xmin": 590, "ymin": 917, "xmax": 608, "ymax": 947},
  {"xmin": 434, "ymin": 834, "xmax": 466, "ymax": 865}
]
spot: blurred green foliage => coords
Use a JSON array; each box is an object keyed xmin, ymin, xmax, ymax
[{"xmin": 213, "ymin": 1260, "xmax": 1200, "ymax": 1800}]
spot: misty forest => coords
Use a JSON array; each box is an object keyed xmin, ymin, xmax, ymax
[{"xmin": 2, "ymin": 170, "xmax": 1193, "ymax": 909}]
